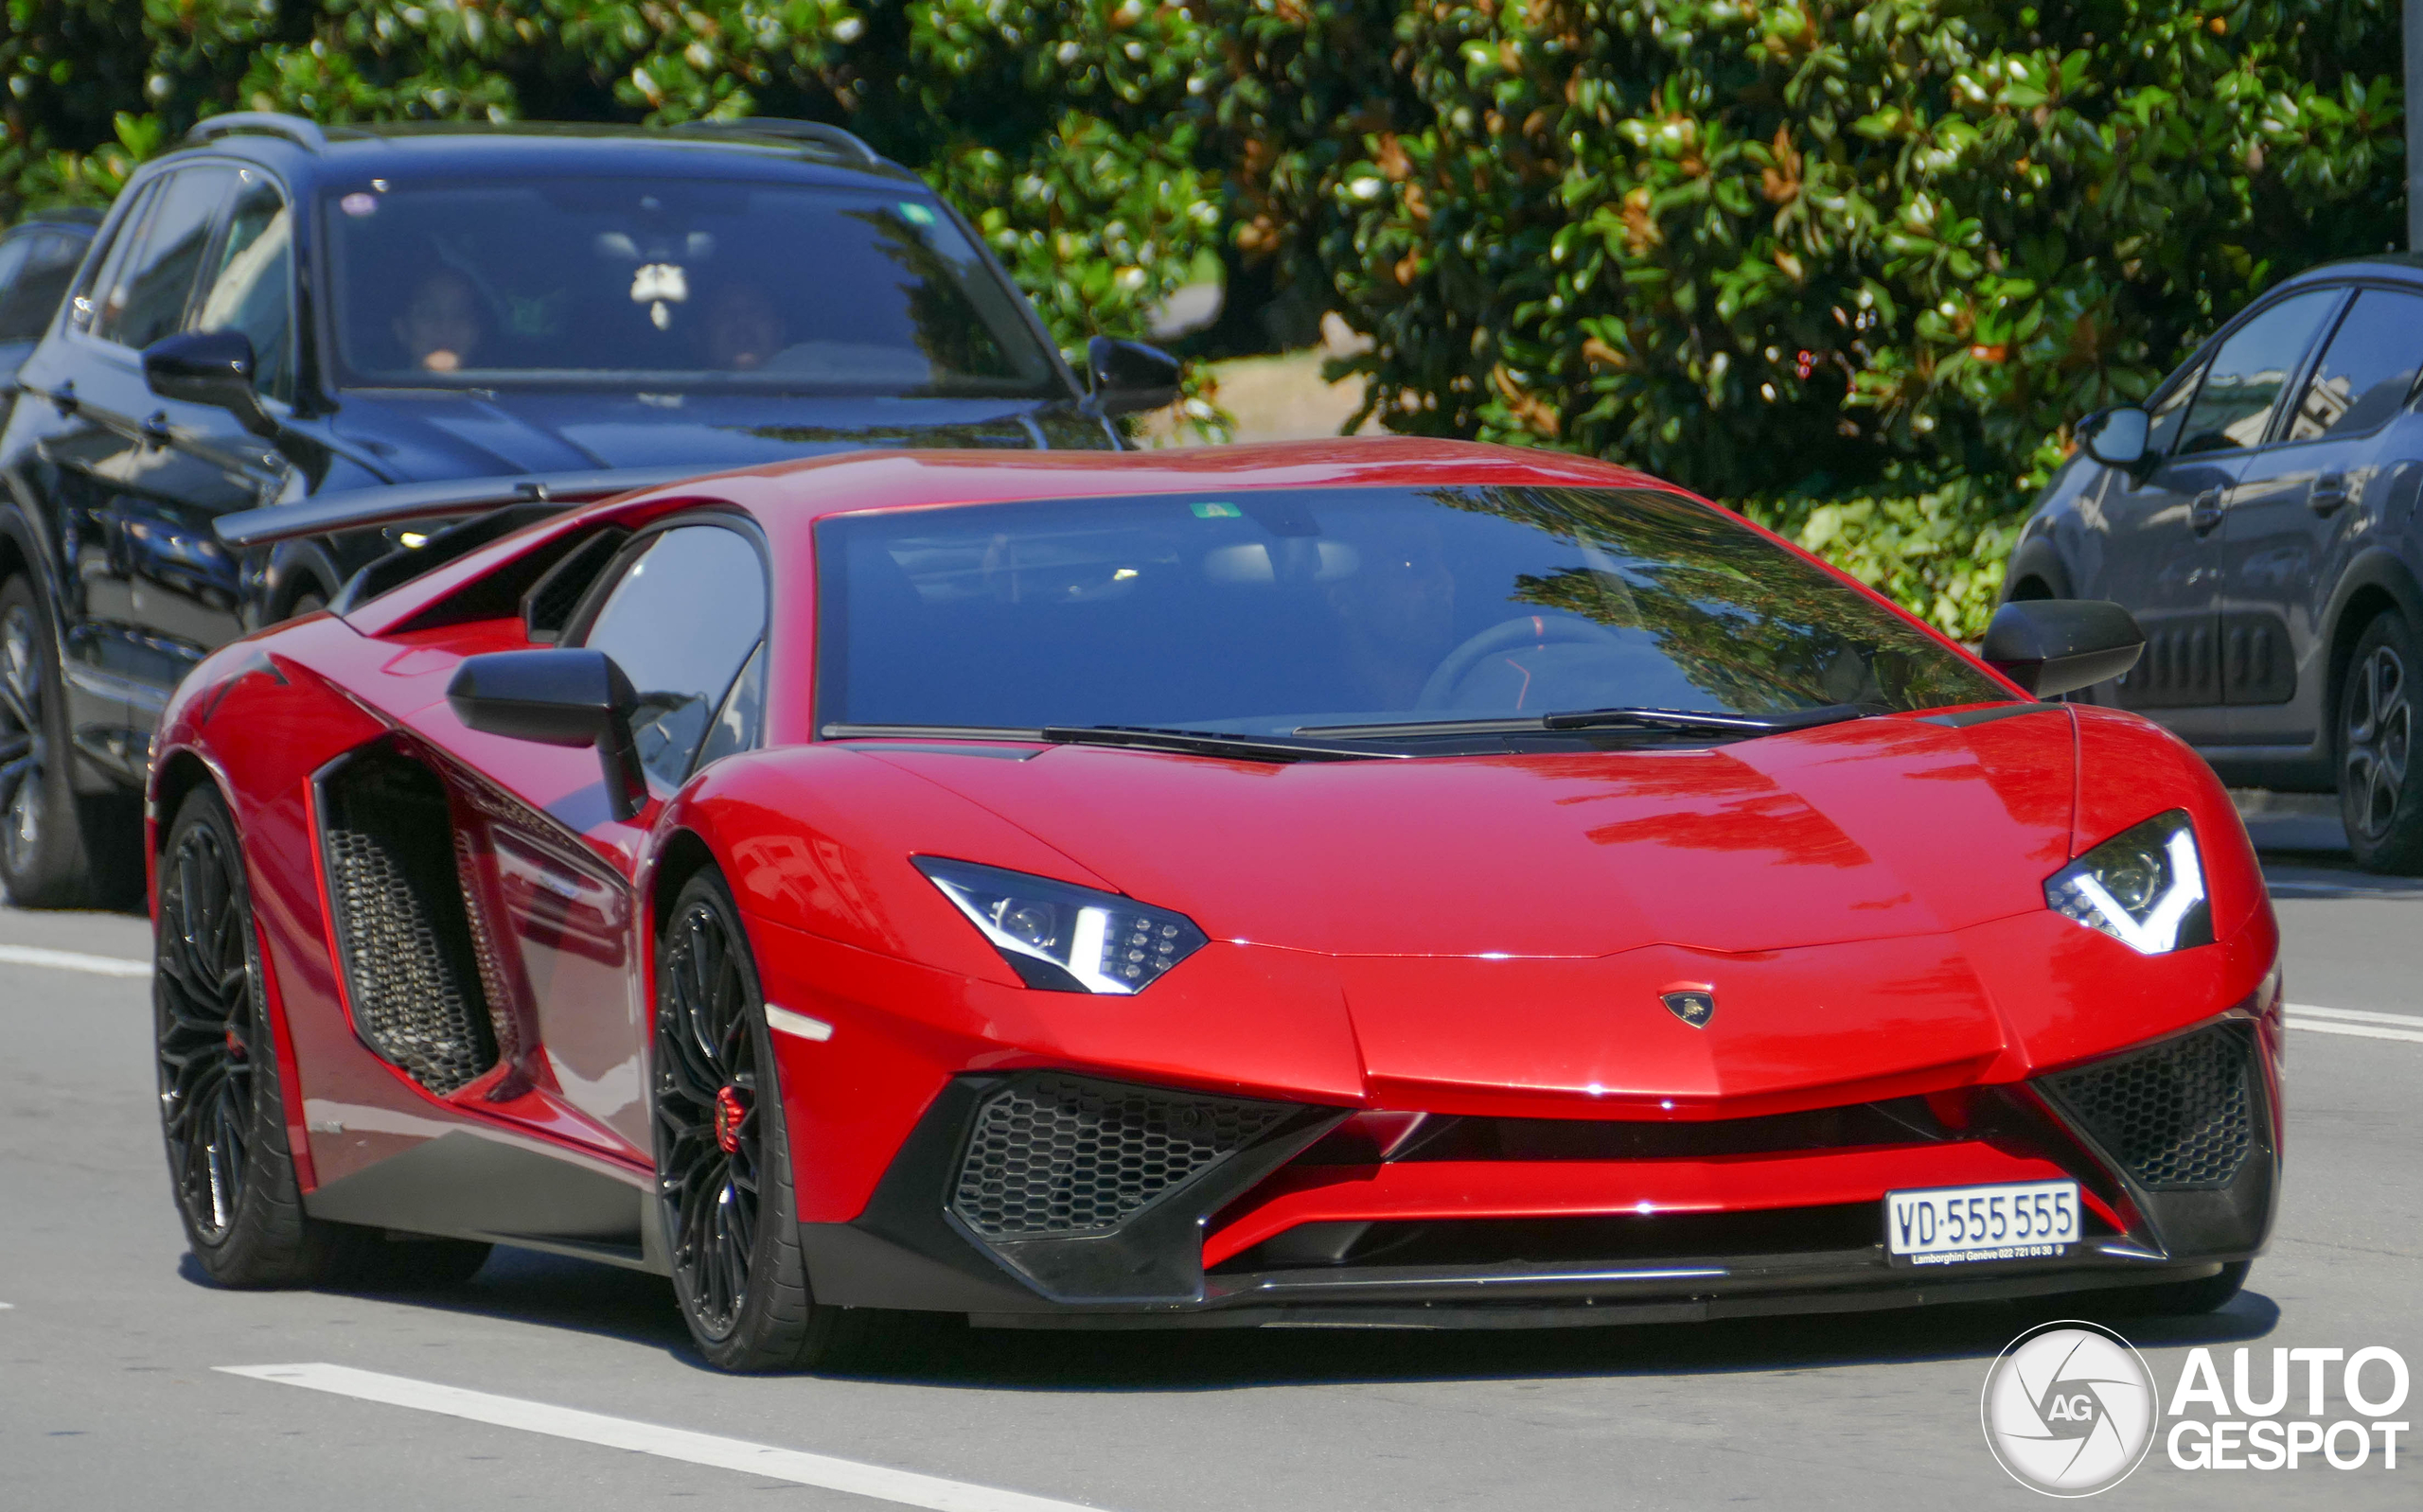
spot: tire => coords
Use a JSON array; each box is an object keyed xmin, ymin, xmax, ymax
[
  {"xmin": 155, "ymin": 782, "xmax": 492, "ymax": 1290},
  {"xmin": 0, "ymin": 572, "xmax": 141, "ymax": 908},
  {"xmin": 652, "ymin": 869, "xmax": 901, "ymax": 1372},
  {"xmin": 2085, "ymin": 1260, "xmax": 2250, "ymax": 1319},
  {"xmin": 2338, "ymin": 612, "xmax": 2423, "ymax": 873}
]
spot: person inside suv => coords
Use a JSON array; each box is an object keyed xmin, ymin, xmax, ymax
[{"xmin": 392, "ymin": 266, "xmax": 486, "ymax": 373}]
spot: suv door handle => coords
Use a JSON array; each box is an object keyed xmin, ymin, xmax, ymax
[
  {"xmin": 2309, "ymin": 472, "xmax": 2350, "ymax": 514},
  {"xmin": 140, "ymin": 411, "xmax": 176, "ymax": 448},
  {"xmin": 2191, "ymin": 488, "xmax": 2225, "ymax": 534},
  {"xmin": 44, "ymin": 381, "xmax": 77, "ymax": 415}
]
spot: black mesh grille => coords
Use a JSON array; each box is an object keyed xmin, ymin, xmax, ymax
[
  {"xmin": 2040, "ymin": 1023, "xmax": 2255, "ymax": 1190},
  {"xmin": 452, "ymin": 827, "xmax": 521, "ymax": 1067},
  {"xmin": 951, "ymin": 1077, "xmax": 1293, "ymax": 1239},
  {"xmin": 319, "ymin": 750, "xmax": 497, "ymax": 1097}
]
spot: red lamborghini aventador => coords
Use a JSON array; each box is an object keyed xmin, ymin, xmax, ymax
[{"xmin": 149, "ymin": 439, "xmax": 2281, "ymax": 1371}]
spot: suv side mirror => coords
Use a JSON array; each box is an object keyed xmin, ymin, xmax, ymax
[
  {"xmin": 447, "ymin": 649, "xmax": 648, "ymax": 820},
  {"xmin": 1084, "ymin": 335, "xmax": 1181, "ymax": 417},
  {"xmin": 1980, "ymin": 599, "xmax": 2146, "ymax": 698},
  {"xmin": 143, "ymin": 329, "xmax": 276, "ymax": 437},
  {"xmin": 2078, "ymin": 406, "xmax": 2151, "ymax": 469}
]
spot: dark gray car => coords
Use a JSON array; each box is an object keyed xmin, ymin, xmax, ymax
[{"xmin": 2006, "ymin": 255, "xmax": 2423, "ymax": 870}]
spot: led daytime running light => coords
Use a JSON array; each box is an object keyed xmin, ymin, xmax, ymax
[
  {"xmin": 2044, "ymin": 809, "xmax": 2212, "ymax": 956},
  {"xmin": 915, "ymin": 857, "xmax": 1208, "ymax": 994}
]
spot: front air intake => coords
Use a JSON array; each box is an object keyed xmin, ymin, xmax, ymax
[
  {"xmin": 950, "ymin": 1075, "xmax": 1295, "ymax": 1239},
  {"xmin": 2038, "ymin": 1020, "xmax": 2255, "ymax": 1191}
]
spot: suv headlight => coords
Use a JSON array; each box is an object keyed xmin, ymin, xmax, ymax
[
  {"xmin": 2044, "ymin": 809, "xmax": 2213, "ymax": 955},
  {"xmin": 914, "ymin": 857, "xmax": 1209, "ymax": 993}
]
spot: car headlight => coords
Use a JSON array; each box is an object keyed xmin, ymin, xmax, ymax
[
  {"xmin": 2043, "ymin": 809, "xmax": 2213, "ymax": 955},
  {"xmin": 914, "ymin": 857, "xmax": 1209, "ymax": 993}
]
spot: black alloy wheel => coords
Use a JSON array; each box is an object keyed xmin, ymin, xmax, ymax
[
  {"xmin": 154, "ymin": 782, "xmax": 491, "ymax": 1289},
  {"xmin": 156, "ymin": 792, "xmax": 263, "ymax": 1245},
  {"xmin": 2340, "ymin": 613, "xmax": 2423, "ymax": 872},
  {"xmin": 0, "ymin": 573, "xmax": 141, "ymax": 908},
  {"xmin": 652, "ymin": 870, "xmax": 900, "ymax": 1371}
]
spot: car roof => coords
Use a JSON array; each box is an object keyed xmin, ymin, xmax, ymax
[{"xmin": 148, "ymin": 115, "xmax": 921, "ymax": 194}]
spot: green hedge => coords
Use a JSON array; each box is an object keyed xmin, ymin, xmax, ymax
[{"xmin": 6, "ymin": 3, "xmax": 2409, "ymax": 632}]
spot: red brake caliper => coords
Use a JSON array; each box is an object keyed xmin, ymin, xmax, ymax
[{"xmin": 713, "ymin": 1085, "xmax": 750, "ymax": 1154}]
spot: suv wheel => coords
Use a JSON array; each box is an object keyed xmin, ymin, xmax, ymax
[
  {"xmin": 0, "ymin": 573, "xmax": 139, "ymax": 907},
  {"xmin": 2340, "ymin": 612, "xmax": 2423, "ymax": 872}
]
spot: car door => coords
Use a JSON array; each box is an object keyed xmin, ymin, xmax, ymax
[
  {"xmin": 97, "ymin": 167, "xmax": 295, "ymax": 763},
  {"xmin": 27, "ymin": 164, "xmax": 242, "ymax": 777},
  {"xmin": 450, "ymin": 519, "xmax": 769, "ymax": 1160},
  {"xmin": 2097, "ymin": 287, "xmax": 2343, "ymax": 739},
  {"xmin": 2220, "ymin": 285, "xmax": 2423, "ymax": 749}
]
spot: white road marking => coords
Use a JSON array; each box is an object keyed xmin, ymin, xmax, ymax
[
  {"xmin": 765, "ymin": 1003, "xmax": 833, "ymax": 1042},
  {"xmin": 2287, "ymin": 1002, "xmax": 2423, "ymax": 1028},
  {"xmin": 0, "ymin": 944, "xmax": 149, "ymax": 978},
  {"xmin": 216, "ymin": 1364, "xmax": 1111, "ymax": 1512},
  {"xmin": 2286, "ymin": 1017, "xmax": 2423, "ymax": 1046}
]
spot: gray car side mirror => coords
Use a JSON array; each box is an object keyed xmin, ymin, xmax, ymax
[
  {"xmin": 2078, "ymin": 406, "xmax": 2151, "ymax": 469},
  {"xmin": 1980, "ymin": 599, "xmax": 2146, "ymax": 698}
]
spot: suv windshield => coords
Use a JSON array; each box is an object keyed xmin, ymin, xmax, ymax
[
  {"xmin": 321, "ymin": 177, "xmax": 1064, "ymax": 397},
  {"xmin": 817, "ymin": 486, "xmax": 2004, "ymax": 742}
]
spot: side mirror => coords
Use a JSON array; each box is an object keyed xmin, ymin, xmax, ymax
[
  {"xmin": 143, "ymin": 329, "xmax": 277, "ymax": 437},
  {"xmin": 1980, "ymin": 599, "xmax": 2146, "ymax": 699},
  {"xmin": 2078, "ymin": 406, "xmax": 2151, "ymax": 469},
  {"xmin": 447, "ymin": 649, "xmax": 648, "ymax": 820},
  {"xmin": 1084, "ymin": 335, "xmax": 1181, "ymax": 417}
]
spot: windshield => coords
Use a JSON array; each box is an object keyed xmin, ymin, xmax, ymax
[
  {"xmin": 816, "ymin": 486, "xmax": 2006, "ymax": 740},
  {"xmin": 320, "ymin": 177, "xmax": 1064, "ymax": 397}
]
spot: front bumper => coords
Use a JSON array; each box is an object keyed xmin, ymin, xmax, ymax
[{"xmin": 797, "ymin": 1014, "xmax": 2279, "ymax": 1328}]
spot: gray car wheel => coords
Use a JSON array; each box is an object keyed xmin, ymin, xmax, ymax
[{"xmin": 2340, "ymin": 612, "xmax": 2423, "ymax": 872}]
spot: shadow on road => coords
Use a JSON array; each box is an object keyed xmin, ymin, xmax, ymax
[{"xmin": 238, "ymin": 1245, "xmax": 2279, "ymax": 1392}]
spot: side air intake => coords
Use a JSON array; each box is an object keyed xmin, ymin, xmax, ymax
[{"xmin": 317, "ymin": 747, "xmax": 499, "ymax": 1095}]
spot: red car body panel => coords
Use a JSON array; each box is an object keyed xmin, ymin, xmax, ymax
[{"xmin": 150, "ymin": 438, "xmax": 2281, "ymax": 1324}]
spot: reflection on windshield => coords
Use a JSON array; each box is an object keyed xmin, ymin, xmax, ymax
[
  {"xmin": 816, "ymin": 486, "xmax": 2003, "ymax": 737},
  {"xmin": 323, "ymin": 178, "xmax": 1063, "ymax": 396}
]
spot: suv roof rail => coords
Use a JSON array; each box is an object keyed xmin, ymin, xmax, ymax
[
  {"xmin": 186, "ymin": 112, "xmax": 329, "ymax": 153},
  {"xmin": 665, "ymin": 117, "xmax": 884, "ymax": 169}
]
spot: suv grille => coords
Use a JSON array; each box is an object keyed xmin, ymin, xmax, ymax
[
  {"xmin": 2040, "ymin": 1022, "xmax": 2255, "ymax": 1190},
  {"xmin": 952, "ymin": 1076, "xmax": 1293, "ymax": 1239}
]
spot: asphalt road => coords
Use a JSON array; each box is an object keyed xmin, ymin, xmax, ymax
[{"xmin": 2, "ymin": 809, "xmax": 2415, "ymax": 1510}]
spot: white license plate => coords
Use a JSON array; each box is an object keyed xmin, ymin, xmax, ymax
[{"xmin": 1885, "ymin": 1180, "xmax": 2078, "ymax": 1266}]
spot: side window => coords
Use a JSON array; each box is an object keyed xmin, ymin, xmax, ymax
[
  {"xmin": 72, "ymin": 180, "xmax": 160, "ymax": 334},
  {"xmin": 2285, "ymin": 289, "xmax": 2423, "ymax": 442},
  {"xmin": 2177, "ymin": 289, "xmax": 2343, "ymax": 455},
  {"xmin": 0, "ymin": 232, "xmax": 93, "ymax": 341},
  {"xmin": 2143, "ymin": 361, "xmax": 2204, "ymax": 458},
  {"xmin": 94, "ymin": 165, "xmax": 238, "ymax": 350},
  {"xmin": 193, "ymin": 175, "xmax": 296, "ymax": 401},
  {"xmin": 577, "ymin": 524, "xmax": 768, "ymax": 788}
]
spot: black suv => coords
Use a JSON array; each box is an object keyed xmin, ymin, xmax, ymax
[
  {"xmin": 2006, "ymin": 255, "xmax": 2423, "ymax": 870},
  {"xmin": 0, "ymin": 114, "xmax": 1172, "ymax": 905}
]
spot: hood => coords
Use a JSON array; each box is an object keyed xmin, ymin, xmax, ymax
[
  {"xmin": 862, "ymin": 709, "xmax": 2078, "ymax": 959},
  {"xmin": 327, "ymin": 389, "xmax": 1116, "ymax": 477}
]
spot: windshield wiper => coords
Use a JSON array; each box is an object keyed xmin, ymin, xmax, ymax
[
  {"xmin": 1041, "ymin": 726, "xmax": 1399, "ymax": 763},
  {"xmin": 821, "ymin": 722, "xmax": 1396, "ymax": 763},
  {"xmin": 1296, "ymin": 704, "xmax": 1867, "ymax": 740}
]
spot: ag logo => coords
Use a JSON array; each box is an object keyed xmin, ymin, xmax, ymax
[
  {"xmin": 1659, "ymin": 985, "xmax": 1716, "ymax": 1029},
  {"xmin": 1982, "ymin": 1321, "xmax": 2158, "ymax": 1496}
]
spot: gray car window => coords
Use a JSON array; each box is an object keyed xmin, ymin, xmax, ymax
[
  {"xmin": 2177, "ymin": 289, "xmax": 2342, "ymax": 455},
  {"xmin": 577, "ymin": 524, "xmax": 768, "ymax": 788},
  {"xmin": 192, "ymin": 178, "xmax": 296, "ymax": 401},
  {"xmin": 2284, "ymin": 289, "xmax": 2423, "ymax": 442},
  {"xmin": 2144, "ymin": 360, "xmax": 2204, "ymax": 458},
  {"xmin": 0, "ymin": 232, "xmax": 89, "ymax": 341}
]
